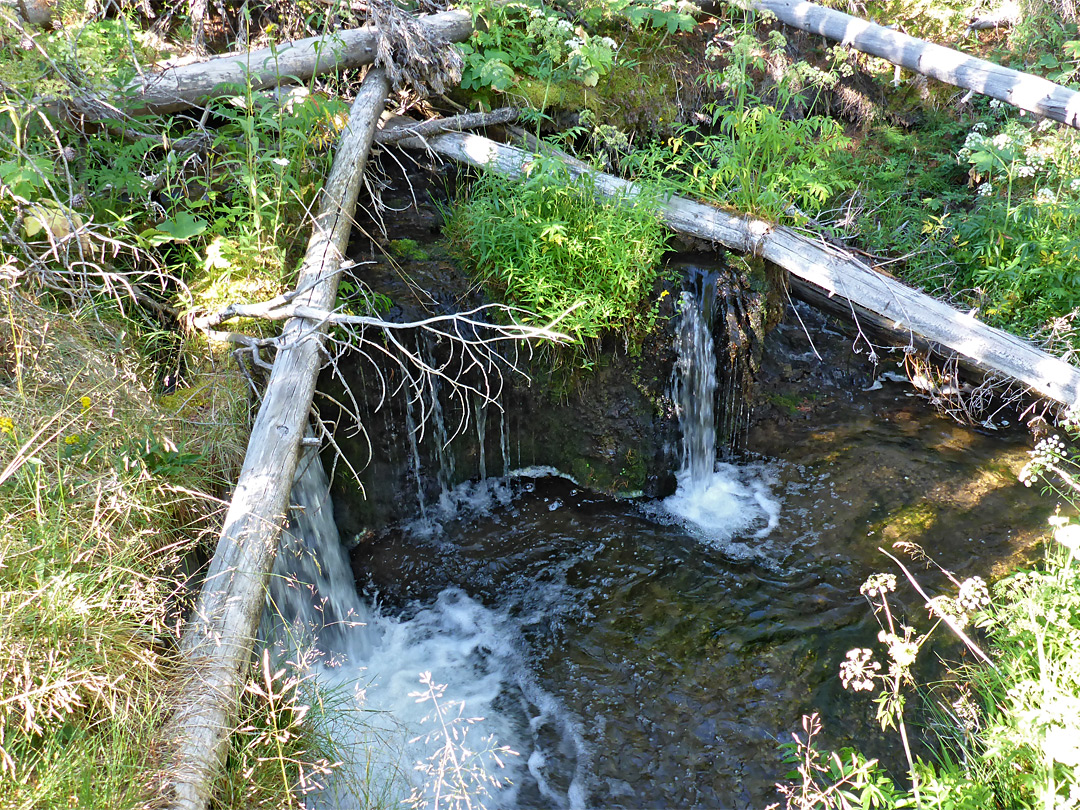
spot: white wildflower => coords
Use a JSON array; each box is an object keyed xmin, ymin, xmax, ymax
[
  {"xmin": 1054, "ymin": 522, "xmax": 1080, "ymax": 553},
  {"xmin": 1016, "ymin": 164, "xmax": 1036, "ymax": 178},
  {"xmin": 957, "ymin": 576, "xmax": 991, "ymax": 613},
  {"xmin": 1038, "ymin": 118, "xmax": 1056, "ymax": 132},
  {"xmin": 978, "ymin": 182, "xmax": 993, "ymax": 196},
  {"xmin": 1036, "ymin": 187, "xmax": 1058, "ymax": 205},
  {"xmin": 272, "ymin": 157, "xmax": 289, "ymax": 167},
  {"xmin": 989, "ymin": 98, "xmax": 1002, "ymax": 108},
  {"xmin": 860, "ymin": 573, "xmax": 897, "ymax": 598},
  {"xmin": 878, "ymin": 630, "xmax": 919, "ymax": 669},
  {"xmin": 840, "ymin": 648, "xmax": 880, "ymax": 692}
]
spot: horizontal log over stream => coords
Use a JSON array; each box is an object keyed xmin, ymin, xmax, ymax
[{"xmin": 398, "ymin": 128, "xmax": 1080, "ymax": 407}]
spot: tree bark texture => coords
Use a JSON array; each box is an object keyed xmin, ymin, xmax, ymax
[
  {"xmin": 749, "ymin": 0, "xmax": 1080, "ymax": 127},
  {"xmin": 159, "ymin": 68, "xmax": 390, "ymax": 810},
  {"xmin": 59, "ymin": 10, "xmax": 470, "ymax": 120},
  {"xmin": 399, "ymin": 128, "xmax": 1080, "ymax": 406}
]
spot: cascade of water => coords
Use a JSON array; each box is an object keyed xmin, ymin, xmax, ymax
[
  {"xmin": 265, "ymin": 447, "xmax": 376, "ymax": 659},
  {"xmin": 662, "ymin": 281, "xmax": 779, "ymax": 547},
  {"xmin": 429, "ymin": 376, "xmax": 457, "ymax": 501},
  {"xmin": 264, "ymin": 448, "xmax": 581, "ymax": 809},
  {"xmin": 500, "ymin": 405, "xmax": 511, "ymax": 477},
  {"xmin": 475, "ymin": 396, "xmax": 488, "ymax": 481},
  {"xmin": 404, "ymin": 393, "xmax": 428, "ymax": 520},
  {"xmin": 673, "ymin": 290, "xmax": 718, "ymax": 491}
]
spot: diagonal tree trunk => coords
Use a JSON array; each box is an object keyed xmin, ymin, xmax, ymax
[
  {"xmin": 394, "ymin": 127, "xmax": 1080, "ymax": 407},
  {"xmin": 158, "ymin": 67, "xmax": 390, "ymax": 810},
  {"xmin": 748, "ymin": 0, "xmax": 1080, "ymax": 127}
]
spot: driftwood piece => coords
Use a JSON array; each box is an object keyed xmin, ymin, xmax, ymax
[
  {"xmin": 399, "ymin": 128, "xmax": 1080, "ymax": 406},
  {"xmin": 57, "ymin": 10, "xmax": 470, "ymax": 121},
  {"xmin": 747, "ymin": 0, "xmax": 1080, "ymax": 127},
  {"xmin": 160, "ymin": 68, "xmax": 390, "ymax": 810}
]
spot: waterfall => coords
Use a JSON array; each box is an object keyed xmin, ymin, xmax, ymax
[
  {"xmin": 673, "ymin": 290, "xmax": 718, "ymax": 490},
  {"xmin": 264, "ymin": 446, "xmax": 561, "ymax": 809},
  {"xmin": 660, "ymin": 284, "xmax": 780, "ymax": 550},
  {"xmin": 405, "ymin": 393, "xmax": 428, "ymax": 520}
]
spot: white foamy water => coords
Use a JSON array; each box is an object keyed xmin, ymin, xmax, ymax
[
  {"xmin": 659, "ymin": 461, "xmax": 781, "ymax": 553},
  {"xmin": 659, "ymin": 289, "xmax": 782, "ymax": 557},
  {"xmin": 269, "ymin": 450, "xmax": 586, "ymax": 810}
]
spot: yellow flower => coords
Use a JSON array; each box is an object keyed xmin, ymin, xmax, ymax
[
  {"xmin": 64, "ymin": 434, "xmax": 80, "ymax": 446},
  {"xmin": 79, "ymin": 396, "xmax": 92, "ymax": 411},
  {"xmin": 0, "ymin": 417, "xmax": 13, "ymax": 435}
]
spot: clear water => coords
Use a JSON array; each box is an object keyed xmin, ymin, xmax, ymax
[{"xmin": 273, "ymin": 304, "xmax": 1052, "ymax": 808}]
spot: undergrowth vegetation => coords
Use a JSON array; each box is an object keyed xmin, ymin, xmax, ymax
[
  {"xmin": 4, "ymin": 0, "xmax": 1080, "ymax": 803},
  {"xmin": 444, "ymin": 160, "xmax": 668, "ymax": 350}
]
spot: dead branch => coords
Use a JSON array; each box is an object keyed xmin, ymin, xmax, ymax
[{"xmin": 376, "ymin": 107, "xmax": 521, "ymax": 146}]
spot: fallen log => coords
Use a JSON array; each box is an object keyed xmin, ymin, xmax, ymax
[
  {"xmin": 55, "ymin": 9, "xmax": 470, "ymax": 121},
  {"xmin": 746, "ymin": 0, "xmax": 1080, "ymax": 127},
  {"xmin": 159, "ymin": 68, "xmax": 391, "ymax": 810},
  {"xmin": 392, "ymin": 128, "xmax": 1080, "ymax": 407}
]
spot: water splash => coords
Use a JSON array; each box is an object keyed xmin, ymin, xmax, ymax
[
  {"xmin": 663, "ymin": 289, "xmax": 780, "ymax": 550},
  {"xmin": 266, "ymin": 450, "xmax": 583, "ymax": 809}
]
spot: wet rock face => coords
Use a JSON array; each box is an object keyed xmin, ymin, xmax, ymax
[{"xmin": 318, "ymin": 158, "xmax": 781, "ymax": 536}]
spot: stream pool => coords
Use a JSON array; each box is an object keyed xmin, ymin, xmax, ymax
[{"xmin": 294, "ymin": 310, "xmax": 1054, "ymax": 809}]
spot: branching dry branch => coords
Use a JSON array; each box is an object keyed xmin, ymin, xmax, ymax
[{"xmin": 196, "ymin": 297, "xmax": 571, "ymax": 447}]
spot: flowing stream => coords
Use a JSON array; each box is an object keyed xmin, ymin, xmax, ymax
[{"xmin": 269, "ymin": 300, "xmax": 1052, "ymax": 808}]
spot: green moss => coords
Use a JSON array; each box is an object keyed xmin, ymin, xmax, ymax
[
  {"xmin": 388, "ymin": 238, "xmax": 430, "ymax": 262},
  {"xmin": 513, "ymin": 58, "xmax": 680, "ymax": 135},
  {"xmin": 875, "ymin": 500, "xmax": 939, "ymax": 540}
]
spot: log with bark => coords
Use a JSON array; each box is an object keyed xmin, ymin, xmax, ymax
[
  {"xmin": 390, "ymin": 127, "xmax": 1080, "ymax": 407},
  {"xmin": 745, "ymin": 0, "xmax": 1080, "ymax": 127},
  {"xmin": 55, "ymin": 9, "xmax": 471, "ymax": 122},
  {"xmin": 158, "ymin": 67, "xmax": 391, "ymax": 810}
]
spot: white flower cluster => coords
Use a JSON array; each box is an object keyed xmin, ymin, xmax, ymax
[
  {"xmin": 860, "ymin": 572, "xmax": 897, "ymax": 598},
  {"xmin": 878, "ymin": 629, "xmax": 919, "ymax": 669},
  {"xmin": 840, "ymin": 648, "xmax": 880, "ymax": 692},
  {"xmin": 1036, "ymin": 187, "xmax": 1058, "ymax": 205},
  {"xmin": 957, "ymin": 576, "xmax": 991, "ymax": 613},
  {"xmin": 1020, "ymin": 435, "xmax": 1066, "ymax": 486},
  {"xmin": 977, "ymin": 182, "xmax": 993, "ymax": 197}
]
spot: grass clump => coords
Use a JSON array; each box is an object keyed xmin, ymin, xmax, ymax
[
  {"xmin": 0, "ymin": 289, "xmax": 342, "ymax": 808},
  {"xmin": 444, "ymin": 161, "xmax": 668, "ymax": 350}
]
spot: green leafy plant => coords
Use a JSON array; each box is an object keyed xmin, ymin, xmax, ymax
[
  {"xmin": 623, "ymin": 11, "xmax": 851, "ymax": 221},
  {"xmin": 444, "ymin": 158, "xmax": 668, "ymax": 351},
  {"xmin": 459, "ymin": 0, "xmax": 620, "ymax": 93}
]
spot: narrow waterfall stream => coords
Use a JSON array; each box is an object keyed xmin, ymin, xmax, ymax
[{"xmin": 271, "ymin": 300, "xmax": 1052, "ymax": 808}]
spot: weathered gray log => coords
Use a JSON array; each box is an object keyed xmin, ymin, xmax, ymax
[
  {"xmin": 747, "ymin": 0, "xmax": 1080, "ymax": 127},
  {"xmin": 58, "ymin": 10, "xmax": 470, "ymax": 120},
  {"xmin": 396, "ymin": 128, "xmax": 1080, "ymax": 406},
  {"xmin": 160, "ymin": 68, "xmax": 390, "ymax": 810}
]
